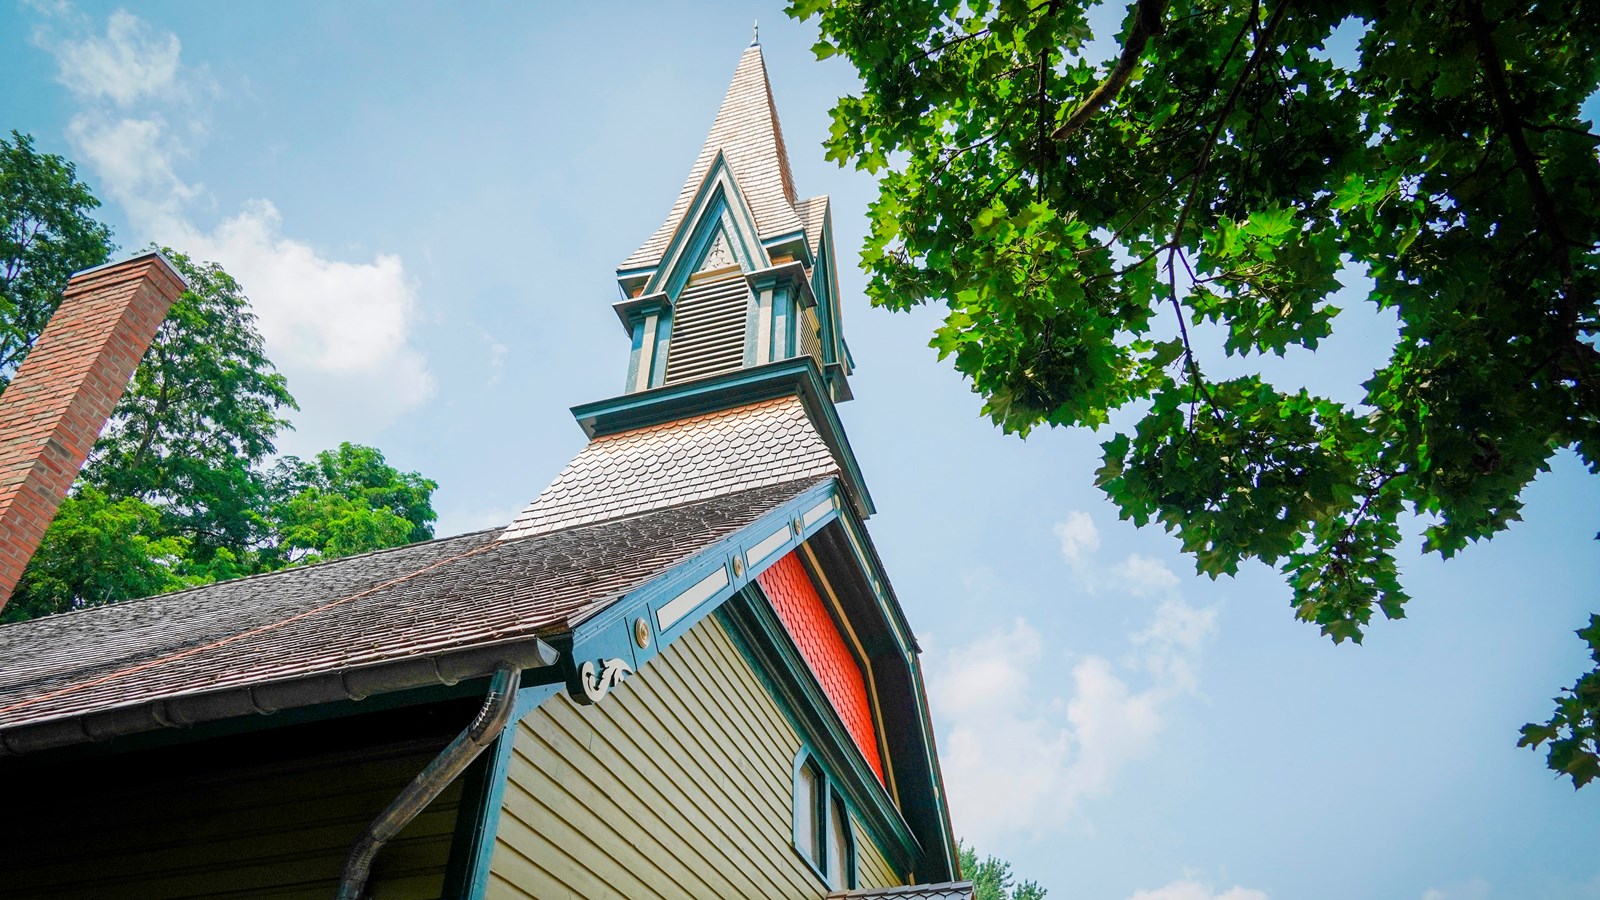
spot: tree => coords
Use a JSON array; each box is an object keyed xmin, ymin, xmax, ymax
[
  {"xmin": 266, "ymin": 442, "xmax": 439, "ymax": 567},
  {"xmin": 2, "ymin": 134, "xmax": 441, "ymax": 621},
  {"xmin": 84, "ymin": 247, "xmax": 297, "ymax": 563},
  {"xmin": 2, "ymin": 488, "xmax": 192, "ymax": 624},
  {"xmin": 960, "ymin": 841, "xmax": 1047, "ymax": 900},
  {"xmin": 789, "ymin": 0, "xmax": 1600, "ymax": 786},
  {"xmin": 1, "ymin": 130, "xmax": 114, "ymax": 385}
]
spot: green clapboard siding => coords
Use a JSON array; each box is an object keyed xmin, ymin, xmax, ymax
[
  {"xmin": 0, "ymin": 702, "xmax": 472, "ymax": 900},
  {"xmin": 488, "ymin": 616, "xmax": 904, "ymax": 899},
  {"xmin": 856, "ymin": 818, "xmax": 899, "ymax": 891}
]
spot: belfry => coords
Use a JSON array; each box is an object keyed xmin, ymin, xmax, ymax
[
  {"xmin": 613, "ymin": 40, "xmax": 850, "ymax": 401},
  {"xmin": 0, "ymin": 38, "xmax": 970, "ymax": 900}
]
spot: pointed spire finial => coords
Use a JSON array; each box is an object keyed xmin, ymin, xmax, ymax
[{"xmin": 751, "ymin": 20, "xmax": 759, "ymax": 46}]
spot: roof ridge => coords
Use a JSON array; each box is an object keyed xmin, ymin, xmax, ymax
[{"xmin": 500, "ymin": 473, "xmax": 833, "ymax": 543}]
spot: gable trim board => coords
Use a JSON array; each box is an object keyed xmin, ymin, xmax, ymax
[
  {"xmin": 647, "ymin": 151, "xmax": 771, "ymax": 301},
  {"xmin": 720, "ymin": 592, "xmax": 920, "ymax": 878},
  {"xmin": 442, "ymin": 477, "xmax": 949, "ymax": 893}
]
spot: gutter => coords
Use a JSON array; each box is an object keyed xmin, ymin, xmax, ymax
[
  {"xmin": 0, "ymin": 636, "xmax": 560, "ymax": 756},
  {"xmin": 337, "ymin": 662, "xmax": 522, "ymax": 900}
]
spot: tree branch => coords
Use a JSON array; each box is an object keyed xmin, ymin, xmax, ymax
[
  {"xmin": 1169, "ymin": 0, "xmax": 1292, "ymax": 253},
  {"xmin": 1465, "ymin": 0, "xmax": 1577, "ymax": 321},
  {"xmin": 1052, "ymin": 0, "xmax": 1169, "ymax": 140}
]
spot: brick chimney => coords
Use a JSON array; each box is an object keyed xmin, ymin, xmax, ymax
[{"xmin": 0, "ymin": 251, "xmax": 187, "ymax": 610}]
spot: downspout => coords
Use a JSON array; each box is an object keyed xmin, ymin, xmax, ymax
[{"xmin": 336, "ymin": 662, "xmax": 523, "ymax": 900}]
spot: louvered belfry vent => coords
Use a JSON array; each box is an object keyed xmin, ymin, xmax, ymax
[{"xmin": 664, "ymin": 274, "xmax": 750, "ymax": 384}]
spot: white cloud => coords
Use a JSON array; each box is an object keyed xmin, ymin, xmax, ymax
[
  {"xmin": 927, "ymin": 600, "xmax": 1216, "ymax": 844},
  {"xmin": 1113, "ymin": 552, "xmax": 1182, "ymax": 596},
  {"xmin": 1136, "ymin": 598, "xmax": 1217, "ymax": 656},
  {"xmin": 51, "ymin": 10, "xmax": 180, "ymax": 106},
  {"xmin": 177, "ymin": 202, "xmax": 434, "ymax": 449},
  {"xmin": 64, "ymin": 114, "xmax": 198, "ymax": 229},
  {"xmin": 481, "ymin": 331, "xmax": 509, "ymax": 386},
  {"xmin": 1054, "ymin": 510, "xmax": 1183, "ymax": 597},
  {"xmin": 1127, "ymin": 879, "xmax": 1270, "ymax": 900},
  {"xmin": 1054, "ymin": 511, "xmax": 1100, "ymax": 568},
  {"xmin": 39, "ymin": 7, "xmax": 434, "ymax": 447}
]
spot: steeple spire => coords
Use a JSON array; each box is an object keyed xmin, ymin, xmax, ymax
[
  {"xmin": 620, "ymin": 43, "xmax": 802, "ymax": 274},
  {"xmin": 611, "ymin": 42, "xmax": 853, "ymax": 404},
  {"xmin": 752, "ymin": 20, "xmax": 759, "ymax": 46}
]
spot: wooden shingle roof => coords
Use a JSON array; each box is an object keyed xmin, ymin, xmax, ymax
[
  {"xmin": 621, "ymin": 44, "xmax": 808, "ymax": 272},
  {"xmin": 502, "ymin": 395, "xmax": 838, "ymax": 539},
  {"xmin": 0, "ymin": 478, "xmax": 825, "ymax": 752}
]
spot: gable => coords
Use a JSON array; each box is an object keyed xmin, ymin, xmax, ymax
[
  {"xmin": 646, "ymin": 152, "xmax": 770, "ymax": 300},
  {"xmin": 488, "ymin": 614, "xmax": 904, "ymax": 898},
  {"xmin": 758, "ymin": 551, "xmax": 885, "ymax": 785}
]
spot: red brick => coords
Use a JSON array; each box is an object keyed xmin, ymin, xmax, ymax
[{"xmin": 0, "ymin": 253, "xmax": 184, "ymax": 608}]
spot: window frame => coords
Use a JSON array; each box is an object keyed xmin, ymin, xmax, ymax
[{"xmin": 792, "ymin": 748, "xmax": 856, "ymax": 890}]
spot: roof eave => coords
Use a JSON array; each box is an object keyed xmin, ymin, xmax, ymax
[{"xmin": 0, "ymin": 635, "xmax": 560, "ymax": 757}]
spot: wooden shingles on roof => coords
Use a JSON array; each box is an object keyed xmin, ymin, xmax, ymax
[
  {"xmin": 622, "ymin": 44, "xmax": 807, "ymax": 272},
  {"xmin": 0, "ymin": 477, "xmax": 826, "ymax": 753},
  {"xmin": 501, "ymin": 394, "xmax": 838, "ymax": 539}
]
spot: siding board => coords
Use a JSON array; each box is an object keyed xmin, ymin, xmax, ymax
[{"xmin": 489, "ymin": 617, "xmax": 904, "ymax": 898}]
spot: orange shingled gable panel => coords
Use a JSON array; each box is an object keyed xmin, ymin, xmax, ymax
[{"xmin": 757, "ymin": 551, "xmax": 885, "ymax": 784}]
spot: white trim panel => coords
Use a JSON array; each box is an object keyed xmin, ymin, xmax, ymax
[{"xmin": 656, "ymin": 566, "xmax": 731, "ymax": 632}]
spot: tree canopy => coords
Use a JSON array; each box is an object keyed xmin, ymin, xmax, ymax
[
  {"xmin": 1, "ymin": 130, "xmax": 113, "ymax": 384},
  {"xmin": 789, "ymin": 0, "xmax": 1600, "ymax": 786},
  {"xmin": 959, "ymin": 841, "xmax": 1047, "ymax": 900},
  {"xmin": 0, "ymin": 133, "xmax": 440, "ymax": 623}
]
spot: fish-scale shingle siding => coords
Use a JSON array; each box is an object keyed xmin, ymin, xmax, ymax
[
  {"xmin": 758, "ymin": 551, "xmax": 885, "ymax": 784},
  {"xmin": 501, "ymin": 396, "xmax": 838, "ymax": 539}
]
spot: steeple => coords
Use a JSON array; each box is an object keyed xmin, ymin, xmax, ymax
[
  {"xmin": 621, "ymin": 43, "xmax": 801, "ymax": 274},
  {"xmin": 612, "ymin": 42, "xmax": 851, "ymax": 403}
]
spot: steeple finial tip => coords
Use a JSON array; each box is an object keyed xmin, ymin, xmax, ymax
[{"xmin": 751, "ymin": 20, "xmax": 759, "ymax": 46}]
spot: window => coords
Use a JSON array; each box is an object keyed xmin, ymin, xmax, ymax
[
  {"xmin": 826, "ymin": 791, "xmax": 852, "ymax": 887},
  {"xmin": 793, "ymin": 751, "xmax": 855, "ymax": 889},
  {"xmin": 795, "ymin": 757, "xmax": 823, "ymax": 868}
]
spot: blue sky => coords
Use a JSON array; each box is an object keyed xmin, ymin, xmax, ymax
[{"xmin": 3, "ymin": 3, "xmax": 1597, "ymax": 898}]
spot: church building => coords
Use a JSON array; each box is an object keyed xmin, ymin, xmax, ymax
[{"xmin": 0, "ymin": 38, "xmax": 970, "ymax": 900}]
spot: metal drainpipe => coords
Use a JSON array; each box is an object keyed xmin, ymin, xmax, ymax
[{"xmin": 336, "ymin": 662, "xmax": 522, "ymax": 900}]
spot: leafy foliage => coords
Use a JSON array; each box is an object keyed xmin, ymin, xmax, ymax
[
  {"xmin": 959, "ymin": 841, "xmax": 1047, "ymax": 900},
  {"xmin": 84, "ymin": 247, "xmax": 297, "ymax": 562},
  {"xmin": 0, "ymin": 130, "xmax": 114, "ymax": 386},
  {"xmin": 2, "ymin": 488, "xmax": 191, "ymax": 624},
  {"xmin": 791, "ymin": 0, "xmax": 1600, "ymax": 784},
  {"xmin": 2, "ymin": 134, "xmax": 440, "ymax": 621},
  {"xmin": 267, "ymin": 442, "xmax": 439, "ymax": 567},
  {"xmin": 1520, "ymin": 615, "xmax": 1600, "ymax": 788}
]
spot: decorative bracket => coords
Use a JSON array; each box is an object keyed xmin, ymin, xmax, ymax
[{"xmin": 577, "ymin": 657, "xmax": 633, "ymax": 704}]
